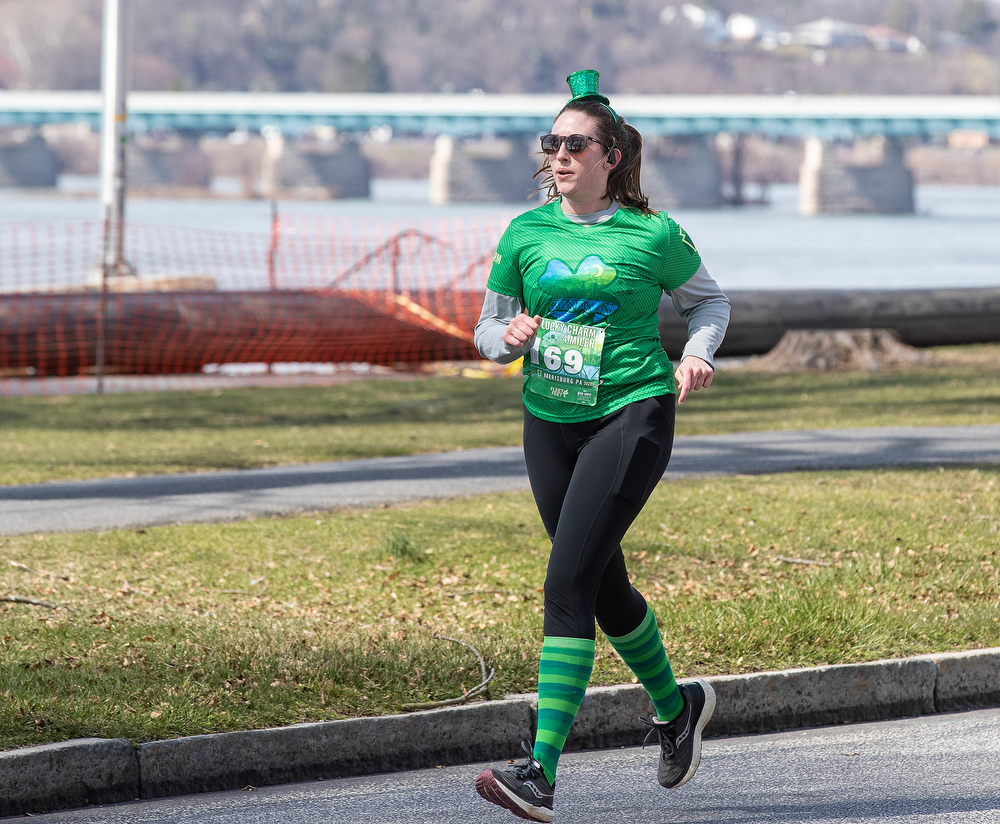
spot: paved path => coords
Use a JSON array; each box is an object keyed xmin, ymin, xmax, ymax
[
  {"xmin": 27, "ymin": 708, "xmax": 1000, "ymax": 823},
  {"xmin": 2, "ymin": 425, "xmax": 998, "ymax": 536}
]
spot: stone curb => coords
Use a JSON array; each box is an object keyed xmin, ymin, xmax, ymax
[
  {"xmin": 0, "ymin": 738, "xmax": 137, "ymax": 818},
  {"xmin": 3, "ymin": 648, "xmax": 999, "ymax": 817},
  {"xmin": 137, "ymin": 696, "xmax": 531, "ymax": 799}
]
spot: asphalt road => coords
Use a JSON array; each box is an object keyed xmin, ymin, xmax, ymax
[
  {"xmin": 2, "ymin": 424, "xmax": 999, "ymax": 535},
  {"xmin": 23, "ymin": 708, "xmax": 1000, "ymax": 824}
]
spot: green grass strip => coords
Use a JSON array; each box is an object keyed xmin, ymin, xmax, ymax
[
  {"xmin": 0, "ymin": 467, "xmax": 997, "ymax": 751},
  {"xmin": 1, "ymin": 344, "xmax": 998, "ymax": 485}
]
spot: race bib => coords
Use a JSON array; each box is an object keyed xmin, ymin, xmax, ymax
[{"xmin": 527, "ymin": 318, "xmax": 605, "ymax": 406}]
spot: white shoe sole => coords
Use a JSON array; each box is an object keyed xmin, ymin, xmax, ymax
[
  {"xmin": 672, "ymin": 678, "xmax": 716, "ymax": 789},
  {"xmin": 475, "ymin": 769, "xmax": 555, "ymax": 822}
]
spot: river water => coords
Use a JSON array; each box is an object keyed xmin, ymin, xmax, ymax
[{"xmin": 0, "ymin": 183, "xmax": 997, "ymax": 293}]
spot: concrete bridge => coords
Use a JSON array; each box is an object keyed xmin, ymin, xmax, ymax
[{"xmin": 2, "ymin": 91, "xmax": 999, "ymax": 212}]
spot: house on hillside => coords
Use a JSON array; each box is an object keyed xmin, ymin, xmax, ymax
[
  {"xmin": 793, "ymin": 17, "xmax": 869, "ymax": 49},
  {"xmin": 661, "ymin": 3, "xmax": 729, "ymax": 43},
  {"xmin": 866, "ymin": 25, "xmax": 927, "ymax": 54},
  {"xmin": 726, "ymin": 13, "xmax": 782, "ymax": 45},
  {"xmin": 936, "ymin": 30, "xmax": 972, "ymax": 50}
]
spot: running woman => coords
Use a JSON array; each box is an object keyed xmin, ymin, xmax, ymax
[{"xmin": 472, "ymin": 70, "xmax": 731, "ymax": 822}]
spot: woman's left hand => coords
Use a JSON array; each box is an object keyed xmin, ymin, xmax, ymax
[{"xmin": 674, "ymin": 356, "xmax": 714, "ymax": 405}]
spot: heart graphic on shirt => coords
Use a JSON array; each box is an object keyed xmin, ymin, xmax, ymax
[{"xmin": 539, "ymin": 255, "xmax": 617, "ymax": 298}]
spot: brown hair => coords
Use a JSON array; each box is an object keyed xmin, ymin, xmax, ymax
[{"xmin": 532, "ymin": 99, "xmax": 656, "ymax": 215}]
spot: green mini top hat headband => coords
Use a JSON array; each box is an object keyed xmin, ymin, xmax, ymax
[{"xmin": 566, "ymin": 69, "xmax": 619, "ymax": 123}]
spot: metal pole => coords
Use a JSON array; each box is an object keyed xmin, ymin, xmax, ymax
[
  {"xmin": 100, "ymin": 0, "xmax": 130, "ymax": 272},
  {"xmin": 731, "ymin": 133, "xmax": 745, "ymax": 206},
  {"xmin": 267, "ymin": 199, "xmax": 279, "ymax": 374},
  {"xmin": 97, "ymin": 204, "xmax": 111, "ymax": 396},
  {"xmin": 268, "ymin": 199, "xmax": 279, "ymax": 291},
  {"xmin": 98, "ymin": 0, "xmax": 132, "ymax": 392}
]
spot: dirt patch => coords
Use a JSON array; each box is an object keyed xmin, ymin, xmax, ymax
[
  {"xmin": 735, "ymin": 329, "xmax": 925, "ymax": 372},
  {"xmin": 920, "ymin": 342, "xmax": 1000, "ymax": 368}
]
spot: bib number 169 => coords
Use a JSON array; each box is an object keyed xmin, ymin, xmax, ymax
[{"xmin": 543, "ymin": 346, "xmax": 584, "ymax": 375}]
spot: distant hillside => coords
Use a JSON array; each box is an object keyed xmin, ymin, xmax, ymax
[{"xmin": 0, "ymin": 0, "xmax": 997, "ymax": 95}]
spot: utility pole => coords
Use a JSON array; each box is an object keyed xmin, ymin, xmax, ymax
[{"xmin": 97, "ymin": 0, "xmax": 133, "ymax": 392}]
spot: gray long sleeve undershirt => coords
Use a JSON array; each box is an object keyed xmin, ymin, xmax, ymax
[
  {"xmin": 473, "ymin": 265, "xmax": 730, "ymax": 366},
  {"xmin": 474, "ymin": 289, "xmax": 532, "ymax": 364},
  {"xmin": 667, "ymin": 262, "xmax": 731, "ymax": 367},
  {"xmin": 473, "ymin": 202, "xmax": 731, "ymax": 367}
]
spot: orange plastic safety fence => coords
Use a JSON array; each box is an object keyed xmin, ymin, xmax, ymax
[{"xmin": 0, "ymin": 214, "xmax": 511, "ymax": 395}]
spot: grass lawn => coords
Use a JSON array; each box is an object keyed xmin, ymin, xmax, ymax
[
  {"xmin": 0, "ymin": 343, "xmax": 998, "ymax": 485},
  {"xmin": 1, "ymin": 467, "xmax": 997, "ymax": 751}
]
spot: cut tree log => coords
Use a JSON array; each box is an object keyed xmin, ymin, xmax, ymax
[{"xmin": 752, "ymin": 329, "xmax": 924, "ymax": 372}]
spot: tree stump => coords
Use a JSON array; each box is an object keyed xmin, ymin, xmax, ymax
[{"xmin": 753, "ymin": 329, "xmax": 924, "ymax": 372}]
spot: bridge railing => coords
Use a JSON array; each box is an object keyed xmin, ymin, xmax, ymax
[{"xmin": 3, "ymin": 91, "xmax": 999, "ymax": 137}]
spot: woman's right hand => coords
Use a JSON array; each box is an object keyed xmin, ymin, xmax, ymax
[{"xmin": 502, "ymin": 312, "xmax": 543, "ymax": 348}]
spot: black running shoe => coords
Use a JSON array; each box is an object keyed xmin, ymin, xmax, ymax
[
  {"xmin": 640, "ymin": 678, "xmax": 716, "ymax": 789},
  {"xmin": 475, "ymin": 742, "xmax": 555, "ymax": 822}
]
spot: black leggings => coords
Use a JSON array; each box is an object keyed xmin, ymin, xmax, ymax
[{"xmin": 522, "ymin": 394, "xmax": 676, "ymax": 640}]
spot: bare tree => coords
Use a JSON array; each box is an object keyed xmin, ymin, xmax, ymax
[{"xmin": 0, "ymin": 0, "xmax": 996, "ymax": 95}]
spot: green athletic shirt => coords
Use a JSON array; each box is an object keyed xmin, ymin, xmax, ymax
[{"xmin": 487, "ymin": 200, "xmax": 702, "ymax": 423}]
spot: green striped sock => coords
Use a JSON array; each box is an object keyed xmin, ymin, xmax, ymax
[
  {"xmin": 532, "ymin": 636, "xmax": 595, "ymax": 785},
  {"xmin": 606, "ymin": 604, "xmax": 683, "ymax": 722}
]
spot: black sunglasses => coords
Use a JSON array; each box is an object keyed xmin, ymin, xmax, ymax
[{"xmin": 540, "ymin": 133, "xmax": 611, "ymax": 155}]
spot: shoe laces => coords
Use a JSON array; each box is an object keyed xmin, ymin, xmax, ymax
[
  {"xmin": 510, "ymin": 741, "xmax": 547, "ymax": 781},
  {"xmin": 639, "ymin": 716, "xmax": 676, "ymax": 758}
]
